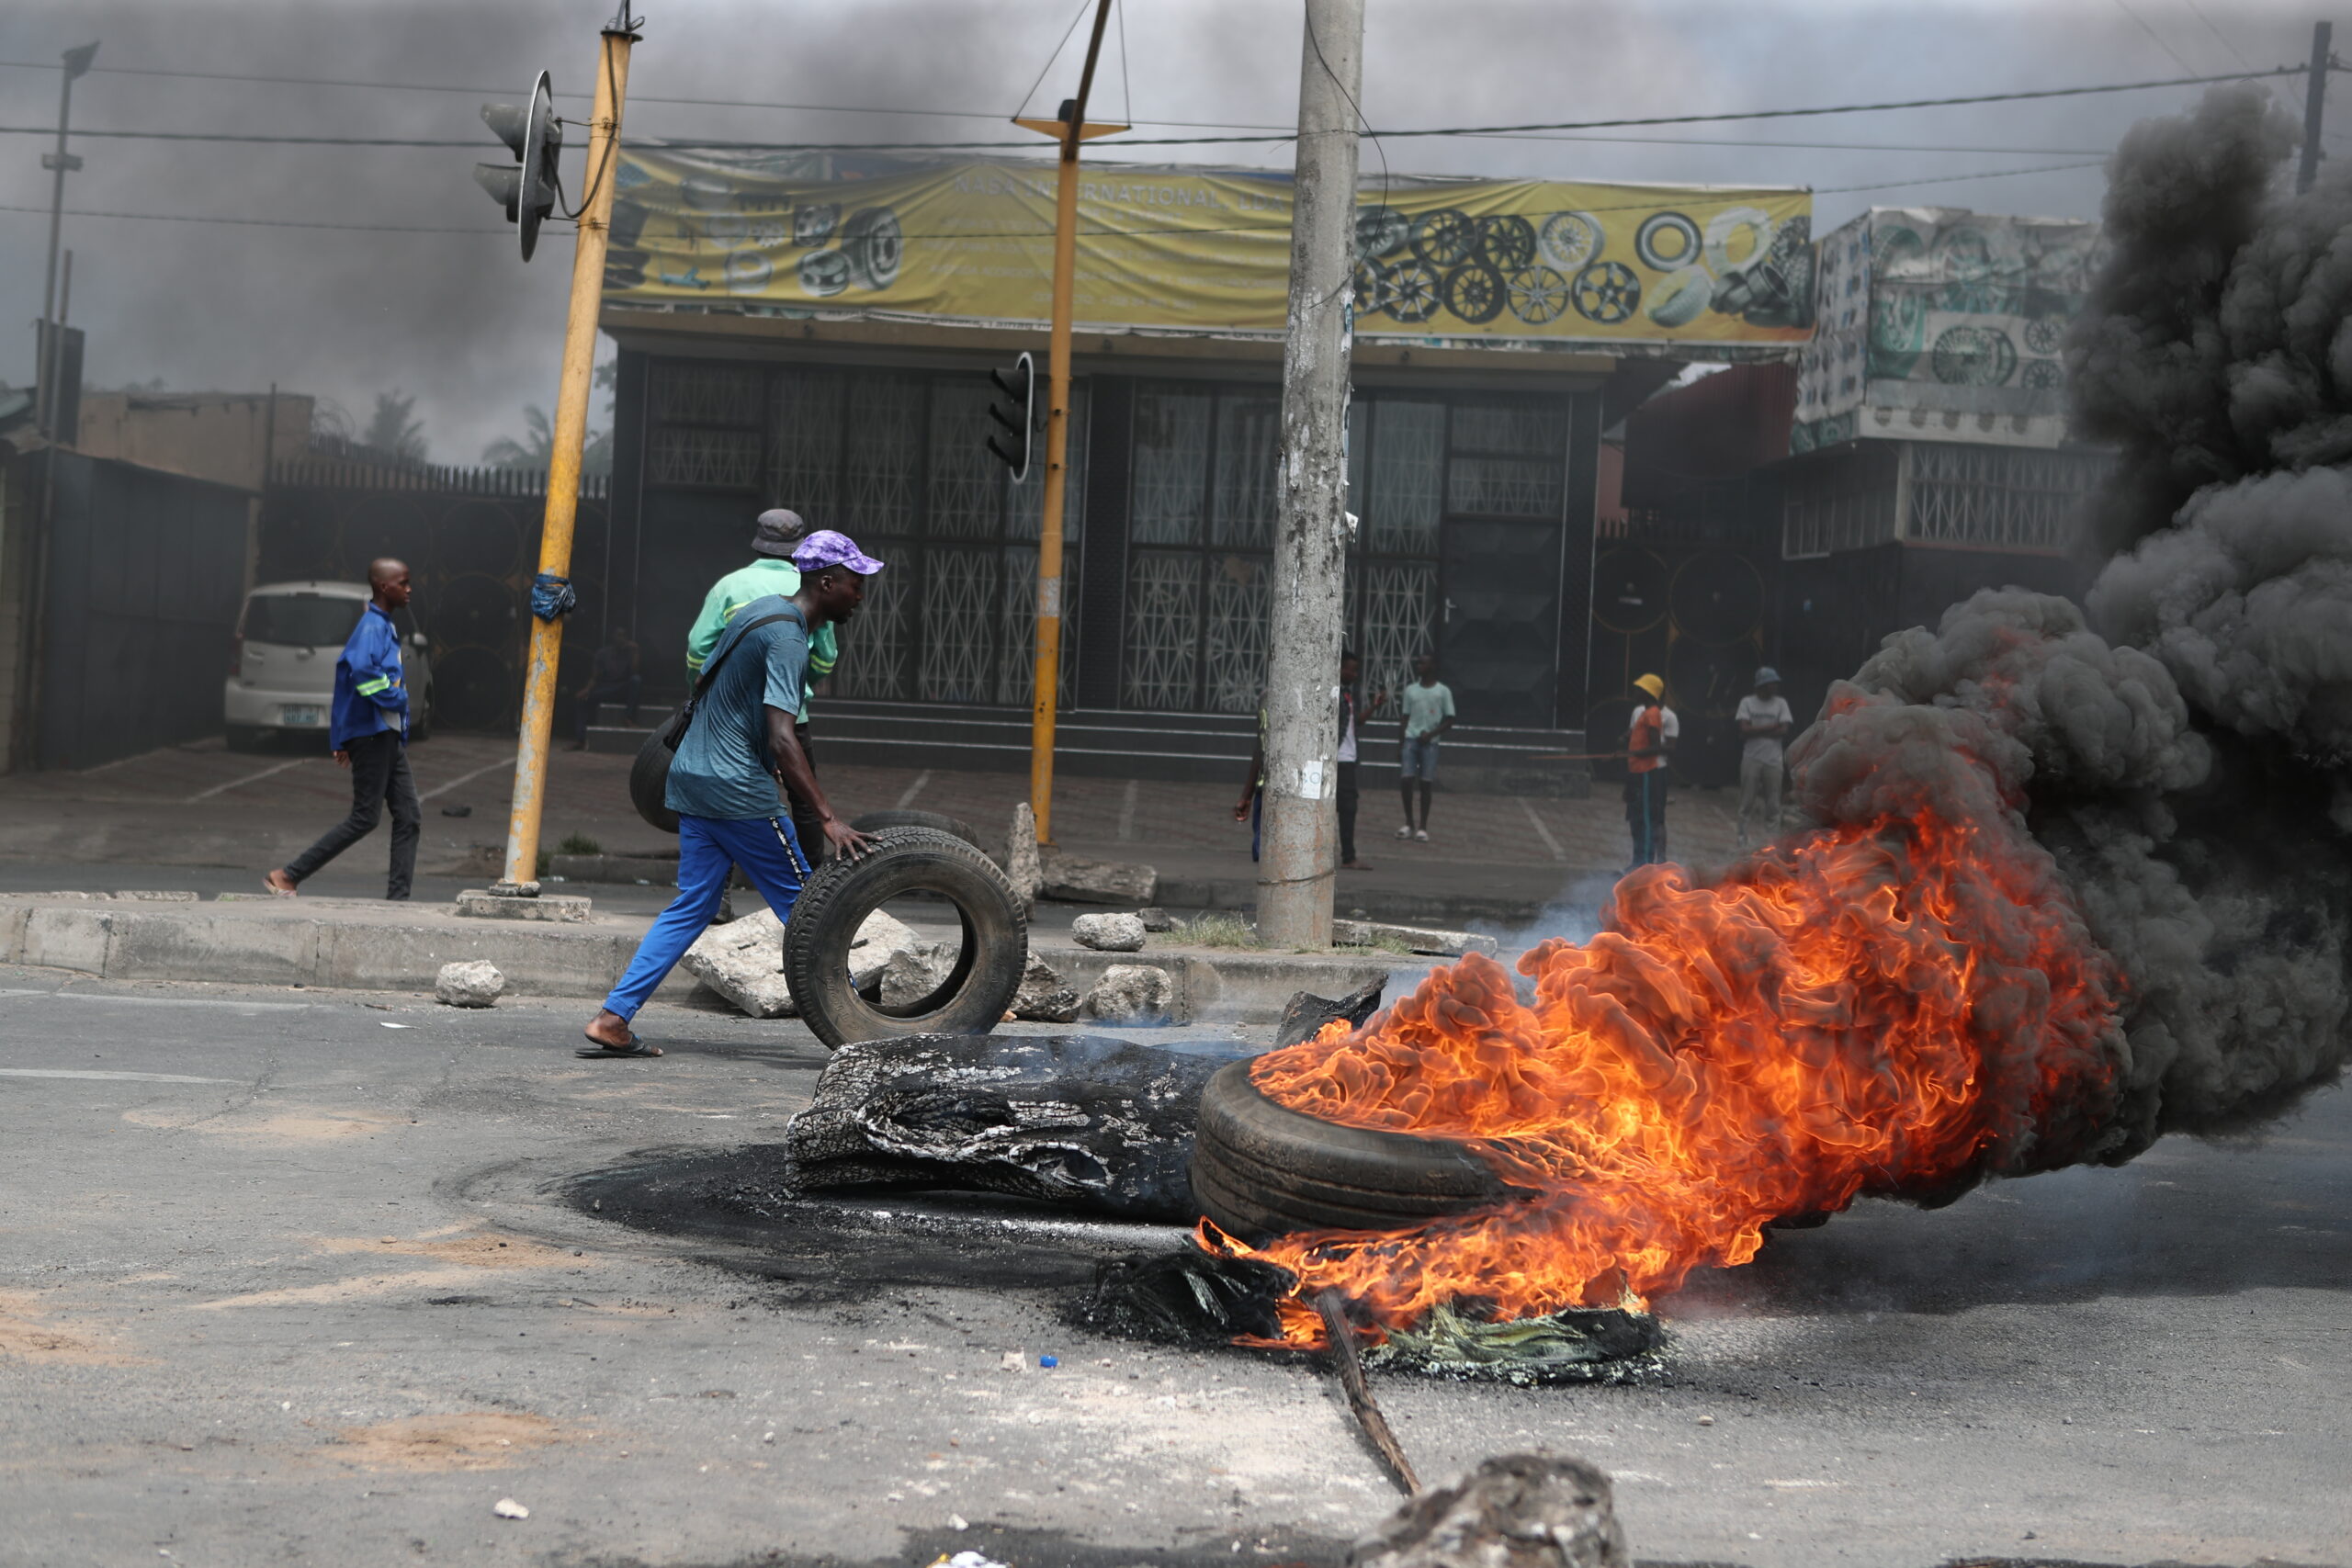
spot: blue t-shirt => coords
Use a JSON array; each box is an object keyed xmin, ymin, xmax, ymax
[{"xmin": 665, "ymin": 596, "xmax": 808, "ymax": 821}]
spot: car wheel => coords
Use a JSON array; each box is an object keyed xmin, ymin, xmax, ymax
[
  {"xmin": 1189, "ymin": 1059, "xmax": 1521, "ymax": 1243},
  {"xmin": 224, "ymin": 725, "xmax": 270, "ymax": 753},
  {"xmin": 782, "ymin": 828, "xmax": 1028, "ymax": 1050}
]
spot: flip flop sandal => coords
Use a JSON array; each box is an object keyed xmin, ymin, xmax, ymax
[{"xmin": 576, "ymin": 1033, "xmax": 662, "ymax": 1058}]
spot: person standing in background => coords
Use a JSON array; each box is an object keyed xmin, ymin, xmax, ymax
[
  {"xmin": 1734, "ymin": 665, "xmax": 1793, "ymax": 850},
  {"xmin": 1395, "ymin": 654, "xmax": 1454, "ymax": 843},
  {"xmin": 1624, "ymin": 672, "xmax": 1676, "ymax": 870},
  {"xmin": 686, "ymin": 508, "xmax": 841, "ymax": 861},
  {"xmin": 264, "ymin": 559, "xmax": 420, "ymax": 900},
  {"xmin": 1232, "ymin": 649, "xmax": 1382, "ymax": 868}
]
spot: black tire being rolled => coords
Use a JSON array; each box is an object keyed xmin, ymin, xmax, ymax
[
  {"xmin": 849, "ymin": 808, "xmax": 983, "ymax": 851},
  {"xmin": 629, "ymin": 711, "xmax": 683, "ymax": 834},
  {"xmin": 1190, "ymin": 1059, "xmax": 1520, "ymax": 1242},
  {"xmin": 783, "ymin": 827, "xmax": 1028, "ymax": 1049}
]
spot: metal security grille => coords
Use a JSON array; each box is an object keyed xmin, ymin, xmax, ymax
[
  {"xmin": 639, "ymin": 359, "xmax": 1086, "ymax": 706},
  {"xmin": 1781, "ymin": 442, "xmax": 1903, "ymax": 558},
  {"xmin": 1903, "ymin": 441, "xmax": 2104, "ymax": 553}
]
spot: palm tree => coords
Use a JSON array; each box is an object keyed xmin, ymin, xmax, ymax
[{"xmin": 482, "ymin": 404, "xmax": 611, "ymax": 474}]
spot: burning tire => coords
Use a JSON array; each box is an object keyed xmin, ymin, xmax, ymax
[
  {"xmin": 1190, "ymin": 1059, "xmax": 1519, "ymax": 1242},
  {"xmin": 782, "ymin": 828, "xmax": 1028, "ymax": 1049}
]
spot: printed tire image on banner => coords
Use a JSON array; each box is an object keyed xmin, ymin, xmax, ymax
[
  {"xmin": 1538, "ymin": 210, "xmax": 1604, "ymax": 270},
  {"xmin": 1930, "ymin": 323, "xmax": 2018, "ymax": 386},
  {"xmin": 1385, "ymin": 259, "xmax": 1442, "ymax": 322},
  {"xmin": 1442, "ymin": 264, "xmax": 1508, "ymax": 324},
  {"xmin": 1572, "ymin": 261, "xmax": 1642, "ymax": 323},
  {"xmin": 1475, "ymin": 213, "xmax": 1536, "ymax": 270},
  {"xmin": 609, "ymin": 151, "xmax": 1811, "ymax": 350},
  {"xmin": 1505, "ymin": 265, "xmax": 1570, "ymax": 324},
  {"xmin": 1357, "ymin": 205, "xmax": 1408, "ymax": 261},
  {"xmin": 1634, "ymin": 211, "xmax": 1702, "ymax": 271},
  {"xmin": 843, "ymin": 208, "xmax": 903, "ymax": 289},
  {"xmin": 1410, "ymin": 209, "xmax": 1478, "ymax": 268}
]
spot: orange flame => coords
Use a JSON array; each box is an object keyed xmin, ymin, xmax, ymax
[{"xmin": 1206, "ymin": 806, "xmax": 2126, "ymax": 1347}]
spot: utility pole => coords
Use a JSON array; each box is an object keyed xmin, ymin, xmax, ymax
[
  {"xmin": 493, "ymin": 5, "xmax": 640, "ymax": 896},
  {"xmin": 2299, "ymin": 20, "xmax": 2332, "ymax": 195},
  {"xmin": 1256, "ymin": 0, "xmax": 1364, "ymax": 951},
  {"xmin": 40, "ymin": 42, "xmax": 96, "ymax": 437},
  {"xmin": 1012, "ymin": 0, "xmax": 1125, "ymax": 847}
]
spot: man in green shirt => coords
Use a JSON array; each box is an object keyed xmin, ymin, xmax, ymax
[{"xmin": 686, "ymin": 509, "xmax": 842, "ymax": 859}]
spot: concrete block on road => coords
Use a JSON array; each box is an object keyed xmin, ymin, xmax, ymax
[
  {"xmin": 1039, "ymin": 846, "xmax": 1157, "ymax": 907},
  {"xmin": 456, "ymin": 890, "xmax": 594, "ymax": 922},
  {"xmin": 1334, "ymin": 918, "xmax": 1498, "ymax": 958}
]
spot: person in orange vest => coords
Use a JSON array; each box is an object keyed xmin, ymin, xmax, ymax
[{"xmin": 1623, "ymin": 672, "xmax": 1677, "ymax": 869}]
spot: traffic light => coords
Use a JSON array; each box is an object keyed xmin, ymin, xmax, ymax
[
  {"xmin": 473, "ymin": 71, "xmax": 561, "ymax": 262},
  {"xmin": 985, "ymin": 352, "xmax": 1036, "ymax": 481}
]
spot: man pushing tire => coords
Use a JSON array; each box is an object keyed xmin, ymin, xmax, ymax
[{"xmin": 580, "ymin": 532, "xmax": 883, "ymax": 1058}]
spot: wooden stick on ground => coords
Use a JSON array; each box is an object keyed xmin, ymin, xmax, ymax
[{"xmin": 1317, "ymin": 1289, "xmax": 1420, "ymax": 1495}]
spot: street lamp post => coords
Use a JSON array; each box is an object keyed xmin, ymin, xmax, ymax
[{"xmin": 40, "ymin": 42, "xmax": 98, "ymax": 438}]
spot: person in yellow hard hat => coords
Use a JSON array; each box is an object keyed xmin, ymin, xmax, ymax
[{"xmin": 1624, "ymin": 673, "xmax": 1677, "ymax": 869}]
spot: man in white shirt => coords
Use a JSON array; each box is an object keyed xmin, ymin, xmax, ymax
[{"xmin": 1734, "ymin": 665, "xmax": 1795, "ymax": 850}]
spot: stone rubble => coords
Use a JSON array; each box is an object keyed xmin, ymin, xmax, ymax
[
  {"xmin": 1039, "ymin": 846, "xmax": 1158, "ymax": 907},
  {"xmin": 434, "ymin": 960, "xmax": 506, "ymax": 1009},
  {"xmin": 1010, "ymin": 953, "xmax": 1082, "ymax": 1022},
  {"xmin": 1069, "ymin": 912, "xmax": 1147, "ymax": 953},
  {"xmin": 1082, "ymin": 963, "xmax": 1175, "ymax": 1024},
  {"xmin": 682, "ymin": 907, "xmax": 925, "ymax": 1019}
]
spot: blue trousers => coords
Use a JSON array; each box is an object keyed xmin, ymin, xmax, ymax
[{"xmin": 601, "ymin": 813, "xmax": 810, "ymax": 1021}]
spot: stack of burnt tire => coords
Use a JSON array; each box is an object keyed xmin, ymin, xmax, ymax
[{"xmin": 1190, "ymin": 1061, "xmax": 1519, "ymax": 1242}]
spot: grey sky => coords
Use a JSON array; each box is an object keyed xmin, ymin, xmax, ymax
[{"xmin": 0, "ymin": 0, "xmax": 2329, "ymax": 460}]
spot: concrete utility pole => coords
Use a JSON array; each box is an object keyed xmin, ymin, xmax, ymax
[
  {"xmin": 40, "ymin": 42, "xmax": 96, "ymax": 437},
  {"xmin": 2299, "ymin": 20, "xmax": 2332, "ymax": 195},
  {"xmin": 1012, "ymin": 0, "xmax": 1125, "ymax": 847},
  {"xmin": 1256, "ymin": 0, "xmax": 1364, "ymax": 951},
  {"xmin": 495, "ymin": 7, "xmax": 639, "ymax": 895}
]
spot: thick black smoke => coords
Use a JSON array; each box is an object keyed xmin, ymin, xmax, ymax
[{"xmin": 1797, "ymin": 84, "xmax": 2352, "ymax": 1160}]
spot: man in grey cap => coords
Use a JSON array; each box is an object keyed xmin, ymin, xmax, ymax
[
  {"xmin": 1734, "ymin": 665, "xmax": 1794, "ymax": 851},
  {"xmin": 685, "ymin": 508, "xmax": 841, "ymax": 859}
]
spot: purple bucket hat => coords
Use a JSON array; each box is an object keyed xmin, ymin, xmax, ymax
[{"xmin": 792, "ymin": 529, "xmax": 885, "ymax": 575}]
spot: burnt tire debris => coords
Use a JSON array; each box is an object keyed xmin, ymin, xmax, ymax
[
  {"xmin": 782, "ymin": 827, "xmax": 1027, "ymax": 1049},
  {"xmin": 1189, "ymin": 1058, "xmax": 1521, "ymax": 1242}
]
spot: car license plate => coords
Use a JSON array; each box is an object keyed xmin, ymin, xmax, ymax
[{"xmin": 280, "ymin": 705, "xmax": 325, "ymax": 728}]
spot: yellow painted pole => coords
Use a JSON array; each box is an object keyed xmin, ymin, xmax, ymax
[
  {"xmin": 496, "ymin": 19, "xmax": 636, "ymax": 894},
  {"xmin": 1021, "ymin": 0, "xmax": 1117, "ymax": 848}
]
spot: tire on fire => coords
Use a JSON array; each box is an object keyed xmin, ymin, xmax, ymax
[
  {"xmin": 782, "ymin": 827, "xmax": 1028, "ymax": 1049},
  {"xmin": 1190, "ymin": 1059, "xmax": 1521, "ymax": 1242}
]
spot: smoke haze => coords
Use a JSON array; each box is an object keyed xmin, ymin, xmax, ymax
[{"xmin": 0, "ymin": 0, "xmax": 2330, "ymax": 457}]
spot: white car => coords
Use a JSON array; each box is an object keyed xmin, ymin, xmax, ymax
[{"xmin": 223, "ymin": 581, "xmax": 434, "ymax": 751}]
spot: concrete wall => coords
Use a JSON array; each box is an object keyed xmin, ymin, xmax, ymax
[{"xmin": 75, "ymin": 391, "xmax": 313, "ymax": 493}]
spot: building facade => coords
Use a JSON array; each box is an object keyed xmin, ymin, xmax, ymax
[{"xmin": 588, "ymin": 149, "xmax": 1816, "ymax": 769}]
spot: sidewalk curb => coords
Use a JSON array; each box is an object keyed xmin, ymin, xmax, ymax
[{"xmin": 0, "ymin": 897, "xmax": 1436, "ymax": 1023}]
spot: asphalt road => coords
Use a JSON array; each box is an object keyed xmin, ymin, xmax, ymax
[{"xmin": 0, "ymin": 970, "xmax": 2344, "ymax": 1568}]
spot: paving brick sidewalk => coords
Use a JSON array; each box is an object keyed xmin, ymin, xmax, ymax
[{"xmin": 0, "ymin": 734, "xmax": 1779, "ymax": 925}]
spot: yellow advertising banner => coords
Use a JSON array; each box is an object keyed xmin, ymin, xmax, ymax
[{"xmin": 607, "ymin": 150, "xmax": 1815, "ymax": 349}]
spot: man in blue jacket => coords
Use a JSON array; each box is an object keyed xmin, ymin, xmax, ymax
[{"xmin": 265, "ymin": 559, "xmax": 421, "ymax": 899}]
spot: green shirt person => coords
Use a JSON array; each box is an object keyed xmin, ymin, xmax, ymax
[{"xmin": 685, "ymin": 509, "xmax": 840, "ymax": 724}]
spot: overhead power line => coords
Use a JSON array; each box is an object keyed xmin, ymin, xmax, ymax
[
  {"xmin": 0, "ymin": 119, "xmax": 2120, "ymax": 157},
  {"xmin": 0, "ymin": 62, "xmax": 2321, "ymax": 157},
  {"xmin": 0, "ymin": 152, "xmax": 2115, "ymax": 239}
]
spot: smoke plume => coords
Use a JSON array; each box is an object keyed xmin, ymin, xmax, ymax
[{"xmin": 1821, "ymin": 82, "xmax": 2352, "ymax": 1157}]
